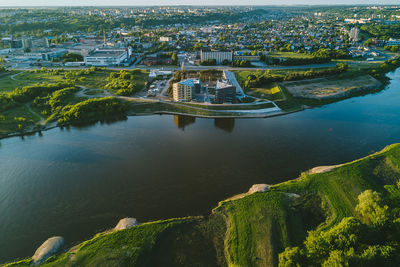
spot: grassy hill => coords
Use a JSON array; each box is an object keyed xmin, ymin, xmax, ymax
[{"xmin": 4, "ymin": 143, "xmax": 400, "ymax": 267}]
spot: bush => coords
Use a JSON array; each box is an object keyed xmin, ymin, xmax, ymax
[
  {"xmin": 9, "ymin": 82, "xmax": 74, "ymax": 103},
  {"xmin": 200, "ymin": 59, "xmax": 217, "ymax": 66},
  {"xmin": 58, "ymin": 97, "xmax": 127, "ymax": 123},
  {"xmin": 0, "ymin": 94, "xmax": 16, "ymax": 111}
]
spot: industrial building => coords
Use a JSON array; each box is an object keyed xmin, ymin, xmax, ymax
[{"xmin": 84, "ymin": 48, "xmax": 131, "ymax": 66}]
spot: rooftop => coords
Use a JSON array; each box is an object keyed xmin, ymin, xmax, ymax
[
  {"xmin": 216, "ymin": 80, "xmax": 235, "ymax": 90},
  {"xmin": 178, "ymin": 79, "xmax": 195, "ymax": 87},
  {"xmin": 87, "ymin": 50, "xmax": 126, "ymax": 58}
]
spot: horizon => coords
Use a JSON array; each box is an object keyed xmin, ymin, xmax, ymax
[{"xmin": 0, "ymin": 1, "xmax": 399, "ymax": 7}]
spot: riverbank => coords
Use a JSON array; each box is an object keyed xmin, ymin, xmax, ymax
[
  {"xmin": 4, "ymin": 143, "xmax": 400, "ymax": 266},
  {"xmin": 1, "ymin": 61, "xmax": 399, "ymax": 141}
]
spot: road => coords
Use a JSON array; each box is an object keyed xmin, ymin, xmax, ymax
[
  {"xmin": 11, "ymin": 62, "xmax": 340, "ymax": 72},
  {"xmin": 159, "ymin": 76, "xmax": 173, "ymax": 100}
]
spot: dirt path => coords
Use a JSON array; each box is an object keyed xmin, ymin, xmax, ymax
[
  {"xmin": 25, "ymin": 103, "xmax": 46, "ymax": 126},
  {"xmin": 75, "ymin": 85, "xmax": 112, "ymax": 98},
  {"xmin": 10, "ymin": 72, "xmax": 23, "ymax": 81}
]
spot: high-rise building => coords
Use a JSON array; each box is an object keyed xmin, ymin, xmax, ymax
[
  {"xmin": 215, "ymin": 80, "xmax": 236, "ymax": 104},
  {"xmin": 173, "ymin": 79, "xmax": 195, "ymax": 102},
  {"xmin": 349, "ymin": 27, "xmax": 360, "ymax": 42}
]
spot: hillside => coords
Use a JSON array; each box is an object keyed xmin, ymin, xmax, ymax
[{"xmin": 4, "ymin": 143, "xmax": 400, "ymax": 267}]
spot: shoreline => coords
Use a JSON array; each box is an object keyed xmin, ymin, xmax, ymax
[
  {"xmin": 0, "ymin": 107, "xmax": 305, "ymax": 141},
  {"xmin": 1, "ymin": 64, "xmax": 398, "ymax": 142}
]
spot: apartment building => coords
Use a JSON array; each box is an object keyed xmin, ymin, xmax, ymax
[
  {"xmin": 173, "ymin": 79, "xmax": 195, "ymax": 102},
  {"xmin": 200, "ymin": 49, "xmax": 233, "ymax": 64}
]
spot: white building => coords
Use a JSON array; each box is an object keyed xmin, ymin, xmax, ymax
[
  {"xmin": 387, "ymin": 38, "xmax": 400, "ymax": 46},
  {"xmin": 149, "ymin": 70, "xmax": 173, "ymax": 79},
  {"xmin": 84, "ymin": 48, "xmax": 131, "ymax": 66},
  {"xmin": 200, "ymin": 49, "xmax": 233, "ymax": 64},
  {"xmin": 159, "ymin": 37, "xmax": 172, "ymax": 42}
]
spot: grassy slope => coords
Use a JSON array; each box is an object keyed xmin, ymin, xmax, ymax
[
  {"xmin": 212, "ymin": 143, "xmax": 400, "ymax": 267},
  {"xmin": 5, "ymin": 144, "xmax": 400, "ymax": 267},
  {"xmin": 4, "ymin": 216, "xmax": 226, "ymax": 267},
  {"xmin": 0, "ymin": 104, "xmax": 40, "ymax": 134}
]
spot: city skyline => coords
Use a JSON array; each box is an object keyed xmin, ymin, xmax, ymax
[{"xmin": 0, "ymin": 0, "xmax": 399, "ymax": 7}]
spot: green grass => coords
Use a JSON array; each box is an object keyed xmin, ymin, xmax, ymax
[
  {"xmin": 211, "ymin": 143, "xmax": 400, "ymax": 267},
  {"xmin": 0, "ymin": 69, "xmax": 149, "ymax": 93},
  {"xmin": 0, "ymin": 71, "xmax": 69, "ymax": 93},
  {"xmin": 268, "ymin": 52, "xmax": 314, "ymax": 59},
  {"xmin": 129, "ymin": 101, "xmax": 276, "ymax": 117},
  {"xmin": 0, "ymin": 69, "xmax": 150, "ymax": 138},
  {"xmin": 83, "ymin": 89, "xmax": 104, "ymax": 95},
  {"xmin": 6, "ymin": 216, "xmax": 226, "ymax": 267},
  {"xmin": 0, "ymin": 104, "xmax": 40, "ymax": 134}
]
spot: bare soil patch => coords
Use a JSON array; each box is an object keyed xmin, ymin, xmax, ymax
[{"xmin": 281, "ymin": 75, "xmax": 381, "ymax": 99}]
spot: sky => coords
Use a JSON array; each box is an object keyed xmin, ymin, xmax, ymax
[{"xmin": 0, "ymin": 0, "xmax": 398, "ymax": 7}]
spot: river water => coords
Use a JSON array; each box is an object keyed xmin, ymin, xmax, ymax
[{"xmin": 1, "ymin": 69, "xmax": 400, "ymax": 263}]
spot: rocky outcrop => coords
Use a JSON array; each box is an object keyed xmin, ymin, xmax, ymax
[
  {"xmin": 248, "ymin": 184, "xmax": 269, "ymax": 194},
  {"xmin": 309, "ymin": 164, "xmax": 342, "ymax": 174},
  {"xmin": 114, "ymin": 217, "xmax": 139, "ymax": 231},
  {"xmin": 31, "ymin": 236, "xmax": 64, "ymax": 265}
]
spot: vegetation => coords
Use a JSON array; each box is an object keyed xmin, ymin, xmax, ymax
[
  {"xmin": 59, "ymin": 53, "xmax": 83, "ymax": 62},
  {"xmin": 384, "ymin": 45, "xmax": 400, "ymax": 53},
  {"xmin": 200, "ymin": 59, "xmax": 217, "ymax": 66},
  {"xmin": 240, "ymin": 63, "xmax": 349, "ymax": 89},
  {"xmin": 0, "ymin": 68, "xmax": 148, "ymax": 137},
  {"xmin": 262, "ymin": 49, "xmax": 350, "ymax": 66},
  {"xmin": 233, "ymin": 60, "xmax": 253, "ymax": 67},
  {"xmin": 361, "ymin": 23, "xmax": 400, "ymax": 39},
  {"xmin": 104, "ymin": 69, "xmax": 147, "ymax": 96},
  {"xmin": 367, "ymin": 57, "xmax": 400, "ymax": 82},
  {"xmin": 53, "ymin": 97, "xmax": 128, "ymax": 124}
]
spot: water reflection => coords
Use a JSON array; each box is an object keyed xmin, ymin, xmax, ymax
[
  {"xmin": 68, "ymin": 117, "xmax": 128, "ymax": 130},
  {"xmin": 214, "ymin": 118, "xmax": 235, "ymax": 133},
  {"xmin": 173, "ymin": 115, "xmax": 196, "ymax": 130},
  {"xmin": 173, "ymin": 115, "xmax": 236, "ymax": 133}
]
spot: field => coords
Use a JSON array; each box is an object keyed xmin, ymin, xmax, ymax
[
  {"xmin": 0, "ymin": 72, "xmax": 65, "ymax": 93},
  {"xmin": 281, "ymin": 74, "xmax": 382, "ymax": 99},
  {"xmin": 268, "ymin": 52, "xmax": 314, "ymax": 59},
  {"xmin": 0, "ymin": 69, "xmax": 149, "ymax": 93},
  {"xmin": 5, "ymin": 142, "xmax": 400, "ymax": 267}
]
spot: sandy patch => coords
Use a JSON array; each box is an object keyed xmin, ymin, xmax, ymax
[{"xmin": 281, "ymin": 75, "xmax": 381, "ymax": 99}]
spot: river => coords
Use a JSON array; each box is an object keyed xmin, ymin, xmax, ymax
[{"xmin": 1, "ymin": 69, "xmax": 400, "ymax": 263}]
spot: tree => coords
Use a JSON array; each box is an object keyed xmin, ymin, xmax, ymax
[
  {"xmin": 278, "ymin": 247, "xmax": 305, "ymax": 267},
  {"xmin": 171, "ymin": 52, "xmax": 178, "ymax": 65},
  {"xmin": 355, "ymin": 190, "xmax": 389, "ymax": 226},
  {"xmin": 322, "ymin": 250, "xmax": 349, "ymax": 267}
]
